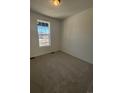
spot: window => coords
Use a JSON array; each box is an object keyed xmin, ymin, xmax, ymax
[{"xmin": 37, "ymin": 20, "xmax": 51, "ymax": 47}]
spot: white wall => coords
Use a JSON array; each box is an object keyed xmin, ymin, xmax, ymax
[
  {"xmin": 30, "ymin": 8, "xmax": 93, "ymax": 63},
  {"xmin": 61, "ymin": 8, "xmax": 93, "ymax": 63},
  {"xmin": 30, "ymin": 11, "xmax": 61, "ymax": 57}
]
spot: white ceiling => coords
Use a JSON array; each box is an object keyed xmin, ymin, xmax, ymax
[{"xmin": 31, "ymin": 0, "xmax": 93, "ymax": 19}]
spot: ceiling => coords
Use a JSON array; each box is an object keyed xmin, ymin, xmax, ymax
[{"xmin": 31, "ymin": 0, "xmax": 93, "ymax": 19}]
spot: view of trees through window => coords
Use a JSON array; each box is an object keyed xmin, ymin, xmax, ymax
[{"xmin": 37, "ymin": 20, "xmax": 50, "ymax": 47}]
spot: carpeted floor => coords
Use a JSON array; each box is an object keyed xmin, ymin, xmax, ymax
[{"xmin": 30, "ymin": 51, "xmax": 93, "ymax": 93}]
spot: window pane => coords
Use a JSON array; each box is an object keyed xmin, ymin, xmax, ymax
[{"xmin": 37, "ymin": 21, "xmax": 50, "ymax": 47}]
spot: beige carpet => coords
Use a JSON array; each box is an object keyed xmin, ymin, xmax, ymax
[{"xmin": 30, "ymin": 51, "xmax": 93, "ymax": 93}]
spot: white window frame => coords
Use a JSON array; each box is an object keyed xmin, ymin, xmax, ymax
[{"xmin": 37, "ymin": 19, "xmax": 51, "ymax": 47}]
